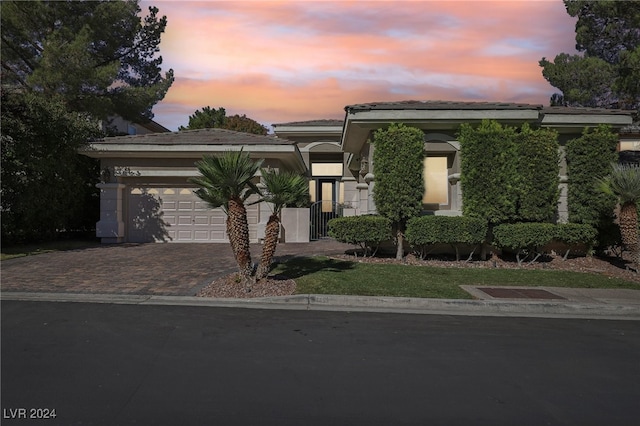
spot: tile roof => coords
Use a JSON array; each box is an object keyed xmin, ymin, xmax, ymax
[
  {"xmin": 345, "ymin": 100, "xmax": 634, "ymax": 117},
  {"xmin": 272, "ymin": 119, "xmax": 344, "ymax": 127},
  {"xmin": 345, "ymin": 100, "xmax": 543, "ymax": 112},
  {"xmin": 93, "ymin": 128, "xmax": 294, "ymax": 146},
  {"xmin": 541, "ymin": 106, "xmax": 632, "ymax": 115}
]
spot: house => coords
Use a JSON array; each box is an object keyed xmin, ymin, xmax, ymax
[
  {"xmin": 81, "ymin": 128, "xmax": 306, "ymax": 243},
  {"xmin": 81, "ymin": 100, "xmax": 635, "ymax": 244},
  {"xmin": 339, "ymin": 101, "xmax": 634, "ymax": 220}
]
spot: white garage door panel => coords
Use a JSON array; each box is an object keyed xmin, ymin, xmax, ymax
[
  {"xmin": 163, "ymin": 201, "xmax": 177, "ymax": 210},
  {"xmin": 193, "ymin": 215, "xmax": 209, "ymax": 225},
  {"xmin": 127, "ymin": 187, "xmax": 258, "ymax": 243},
  {"xmin": 164, "ymin": 215, "xmax": 177, "ymax": 226},
  {"xmin": 194, "ymin": 230, "xmax": 210, "ymax": 240},
  {"xmin": 177, "ymin": 215, "xmax": 193, "ymax": 226}
]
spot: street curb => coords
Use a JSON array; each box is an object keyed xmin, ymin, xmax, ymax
[{"xmin": 2, "ymin": 291, "xmax": 640, "ymax": 320}]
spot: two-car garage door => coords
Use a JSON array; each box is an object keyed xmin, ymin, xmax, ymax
[{"xmin": 127, "ymin": 187, "xmax": 258, "ymax": 243}]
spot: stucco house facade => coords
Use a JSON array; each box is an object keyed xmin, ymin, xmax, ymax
[
  {"xmin": 82, "ymin": 100, "xmax": 635, "ymax": 244},
  {"xmin": 82, "ymin": 128, "xmax": 306, "ymax": 243}
]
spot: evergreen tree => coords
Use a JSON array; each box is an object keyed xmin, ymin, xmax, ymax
[
  {"xmin": 1, "ymin": 1, "xmax": 174, "ymax": 243},
  {"xmin": 179, "ymin": 106, "xmax": 268, "ymax": 135},
  {"xmin": 539, "ymin": 0, "xmax": 640, "ymax": 112}
]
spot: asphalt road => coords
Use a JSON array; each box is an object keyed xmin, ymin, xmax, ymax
[{"xmin": 2, "ymin": 301, "xmax": 639, "ymax": 426}]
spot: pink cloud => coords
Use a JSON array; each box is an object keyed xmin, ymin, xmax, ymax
[{"xmin": 144, "ymin": 0, "xmax": 578, "ymax": 130}]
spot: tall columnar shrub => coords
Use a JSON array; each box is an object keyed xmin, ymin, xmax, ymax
[
  {"xmin": 459, "ymin": 120, "xmax": 519, "ymax": 224},
  {"xmin": 566, "ymin": 125, "xmax": 619, "ymax": 248},
  {"xmin": 373, "ymin": 123, "xmax": 425, "ymax": 259},
  {"xmin": 515, "ymin": 124, "xmax": 560, "ymax": 222}
]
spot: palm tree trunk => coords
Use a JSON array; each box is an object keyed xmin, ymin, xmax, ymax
[
  {"xmin": 227, "ymin": 198, "xmax": 254, "ymax": 288},
  {"xmin": 256, "ymin": 213, "xmax": 280, "ymax": 280},
  {"xmin": 619, "ymin": 202, "xmax": 638, "ymax": 250},
  {"xmin": 619, "ymin": 202, "xmax": 639, "ymax": 271}
]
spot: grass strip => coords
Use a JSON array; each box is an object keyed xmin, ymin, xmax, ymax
[
  {"xmin": 1, "ymin": 239, "xmax": 101, "ymax": 261},
  {"xmin": 272, "ymin": 256, "xmax": 638, "ymax": 299}
]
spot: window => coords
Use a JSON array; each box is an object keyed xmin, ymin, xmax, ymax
[
  {"xmin": 311, "ymin": 163, "xmax": 342, "ymax": 176},
  {"xmin": 321, "ymin": 182, "xmax": 333, "ymax": 212},
  {"xmin": 422, "ymin": 157, "xmax": 448, "ymax": 205},
  {"xmin": 620, "ymin": 140, "xmax": 640, "ymax": 151},
  {"xmin": 309, "ymin": 180, "xmax": 316, "ymax": 202}
]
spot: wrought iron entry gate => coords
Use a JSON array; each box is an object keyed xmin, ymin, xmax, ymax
[{"xmin": 310, "ymin": 200, "xmax": 343, "ymax": 240}]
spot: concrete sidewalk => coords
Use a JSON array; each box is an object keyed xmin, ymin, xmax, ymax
[{"xmin": 2, "ymin": 289, "xmax": 640, "ymax": 320}]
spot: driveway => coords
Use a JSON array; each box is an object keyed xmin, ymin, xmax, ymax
[{"xmin": 0, "ymin": 240, "xmax": 352, "ymax": 296}]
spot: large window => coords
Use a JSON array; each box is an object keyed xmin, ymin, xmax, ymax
[
  {"xmin": 422, "ymin": 156, "xmax": 448, "ymax": 205},
  {"xmin": 311, "ymin": 163, "xmax": 342, "ymax": 176},
  {"xmin": 620, "ymin": 140, "xmax": 640, "ymax": 151}
]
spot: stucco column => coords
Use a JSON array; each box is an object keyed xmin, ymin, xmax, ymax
[
  {"xmin": 366, "ymin": 143, "xmax": 377, "ymax": 214},
  {"xmin": 255, "ymin": 183, "xmax": 270, "ymax": 243},
  {"xmin": 96, "ymin": 183, "xmax": 126, "ymax": 243},
  {"xmin": 364, "ymin": 173, "xmax": 376, "ymax": 214},
  {"xmin": 341, "ymin": 176, "xmax": 358, "ymax": 207},
  {"xmin": 448, "ymin": 173, "xmax": 462, "ymax": 212},
  {"xmin": 356, "ymin": 182, "xmax": 369, "ymax": 215},
  {"xmin": 558, "ymin": 176, "xmax": 569, "ymax": 223}
]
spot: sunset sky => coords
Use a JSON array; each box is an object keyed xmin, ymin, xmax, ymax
[{"xmin": 142, "ymin": 0, "xmax": 579, "ymax": 131}]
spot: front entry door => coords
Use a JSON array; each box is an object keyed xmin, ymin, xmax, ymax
[{"xmin": 310, "ymin": 179, "xmax": 341, "ymax": 240}]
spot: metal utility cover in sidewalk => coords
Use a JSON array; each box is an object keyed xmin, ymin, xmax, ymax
[{"xmin": 477, "ymin": 287, "xmax": 566, "ymax": 300}]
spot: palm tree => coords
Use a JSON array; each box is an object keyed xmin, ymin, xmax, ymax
[
  {"xmin": 189, "ymin": 150, "xmax": 263, "ymax": 288},
  {"xmin": 598, "ymin": 163, "xmax": 640, "ymax": 270},
  {"xmin": 255, "ymin": 170, "xmax": 309, "ymax": 280}
]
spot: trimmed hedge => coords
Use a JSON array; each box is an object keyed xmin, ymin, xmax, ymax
[
  {"xmin": 555, "ymin": 223, "xmax": 597, "ymax": 246},
  {"xmin": 493, "ymin": 223, "xmax": 556, "ymax": 264},
  {"xmin": 328, "ymin": 215, "xmax": 392, "ymax": 257},
  {"xmin": 405, "ymin": 216, "xmax": 488, "ymax": 261},
  {"xmin": 493, "ymin": 222, "xmax": 597, "ymax": 264}
]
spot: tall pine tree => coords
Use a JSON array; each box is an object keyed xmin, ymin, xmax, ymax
[
  {"xmin": 539, "ymin": 0, "xmax": 640, "ymax": 113},
  {"xmin": 1, "ymin": 1, "xmax": 174, "ymax": 243}
]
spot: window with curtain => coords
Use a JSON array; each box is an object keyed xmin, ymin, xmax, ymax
[{"xmin": 422, "ymin": 156, "xmax": 448, "ymax": 205}]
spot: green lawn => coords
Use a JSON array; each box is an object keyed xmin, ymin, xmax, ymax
[
  {"xmin": 1, "ymin": 239, "xmax": 101, "ymax": 261},
  {"xmin": 272, "ymin": 256, "xmax": 638, "ymax": 299}
]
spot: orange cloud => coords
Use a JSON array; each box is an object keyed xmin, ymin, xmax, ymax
[{"xmin": 144, "ymin": 0, "xmax": 578, "ymax": 130}]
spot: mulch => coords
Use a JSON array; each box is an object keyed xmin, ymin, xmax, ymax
[{"xmin": 197, "ymin": 273, "xmax": 296, "ymax": 298}]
